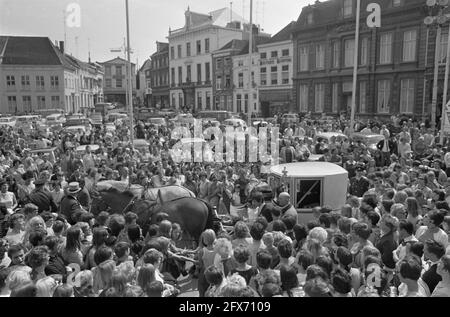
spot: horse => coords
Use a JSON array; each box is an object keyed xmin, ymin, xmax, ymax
[{"xmin": 90, "ymin": 184, "xmax": 216, "ymax": 242}]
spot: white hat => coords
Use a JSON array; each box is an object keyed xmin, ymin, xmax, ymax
[{"xmin": 67, "ymin": 182, "xmax": 82, "ymax": 194}]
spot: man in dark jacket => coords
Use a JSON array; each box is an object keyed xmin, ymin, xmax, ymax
[
  {"xmin": 422, "ymin": 239, "xmax": 446, "ymax": 294},
  {"xmin": 44, "ymin": 236, "xmax": 67, "ymax": 278},
  {"xmin": 60, "ymin": 182, "xmax": 83, "ymax": 225},
  {"xmin": 349, "ymin": 165, "xmax": 370, "ymax": 197},
  {"xmin": 29, "ymin": 179, "xmax": 57, "ymax": 214}
]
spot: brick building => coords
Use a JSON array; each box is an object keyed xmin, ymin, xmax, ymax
[{"xmin": 292, "ymin": 0, "xmax": 447, "ymax": 122}]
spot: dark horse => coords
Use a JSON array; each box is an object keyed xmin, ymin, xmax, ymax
[{"xmin": 91, "ymin": 185, "xmax": 216, "ymax": 241}]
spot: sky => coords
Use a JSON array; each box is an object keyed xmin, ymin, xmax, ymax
[{"xmin": 0, "ymin": 0, "xmax": 313, "ymax": 68}]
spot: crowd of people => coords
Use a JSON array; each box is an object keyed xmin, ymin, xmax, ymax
[{"xmin": 0, "ymin": 111, "xmax": 450, "ymax": 297}]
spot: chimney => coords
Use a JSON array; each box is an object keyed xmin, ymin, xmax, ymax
[{"xmin": 59, "ymin": 41, "xmax": 65, "ymax": 53}]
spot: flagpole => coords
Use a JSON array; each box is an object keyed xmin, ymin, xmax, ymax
[
  {"xmin": 440, "ymin": 23, "xmax": 450, "ymax": 145},
  {"xmin": 350, "ymin": 0, "xmax": 361, "ymax": 133}
]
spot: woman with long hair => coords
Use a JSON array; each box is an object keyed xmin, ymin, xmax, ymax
[
  {"xmin": 84, "ymin": 227, "xmax": 109, "ymax": 270},
  {"xmin": 197, "ymin": 229, "xmax": 217, "ymax": 297},
  {"xmin": 61, "ymin": 226, "xmax": 84, "ymax": 267},
  {"xmin": 405, "ymin": 197, "xmax": 422, "ymax": 230},
  {"xmin": 137, "ymin": 263, "xmax": 156, "ymax": 296}
]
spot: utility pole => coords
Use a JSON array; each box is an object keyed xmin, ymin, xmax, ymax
[
  {"xmin": 125, "ymin": 0, "xmax": 134, "ymax": 147},
  {"xmin": 350, "ymin": 0, "xmax": 361, "ymax": 133},
  {"xmin": 247, "ymin": 0, "xmax": 253, "ymax": 127}
]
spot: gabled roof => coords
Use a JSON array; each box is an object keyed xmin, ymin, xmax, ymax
[
  {"xmin": 139, "ymin": 59, "xmax": 152, "ymax": 72},
  {"xmin": 263, "ymin": 22, "xmax": 296, "ymax": 44},
  {"xmin": 98, "ymin": 56, "xmax": 135, "ymax": 65},
  {"xmin": 237, "ymin": 36, "xmax": 272, "ymax": 55},
  {"xmin": 0, "ymin": 36, "xmax": 62, "ymax": 65},
  {"xmin": 217, "ymin": 39, "xmax": 248, "ymax": 52}
]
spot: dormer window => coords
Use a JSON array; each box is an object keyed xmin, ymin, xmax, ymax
[
  {"xmin": 307, "ymin": 13, "xmax": 314, "ymax": 25},
  {"xmin": 343, "ymin": 0, "xmax": 353, "ymax": 18}
]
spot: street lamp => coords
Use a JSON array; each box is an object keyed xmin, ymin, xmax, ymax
[{"xmin": 424, "ymin": 0, "xmax": 449, "ymax": 131}]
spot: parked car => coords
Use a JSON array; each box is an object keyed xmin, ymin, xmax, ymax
[
  {"xmin": 46, "ymin": 114, "xmax": 66, "ymax": 126},
  {"xmin": 0, "ymin": 117, "xmax": 17, "ymax": 127},
  {"xmin": 351, "ymin": 133, "xmax": 385, "ymax": 152},
  {"xmin": 147, "ymin": 117, "xmax": 166, "ymax": 127},
  {"xmin": 90, "ymin": 113, "xmax": 103, "ymax": 127}
]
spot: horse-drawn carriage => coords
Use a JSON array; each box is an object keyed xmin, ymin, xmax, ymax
[{"xmin": 268, "ymin": 162, "xmax": 348, "ymax": 224}]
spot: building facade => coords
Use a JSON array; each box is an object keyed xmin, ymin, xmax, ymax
[
  {"xmin": 168, "ymin": 7, "xmax": 247, "ymax": 112},
  {"xmin": 0, "ymin": 36, "xmax": 103, "ymax": 114},
  {"xmin": 99, "ymin": 57, "xmax": 136, "ymax": 107},
  {"xmin": 292, "ymin": 0, "xmax": 439, "ymax": 121},
  {"xmin": 212, "ymin": 39, "xmax": 248, "ymax": 112},
  {"xmin": 258, "ymin": 22, "xmax": 295, "ymax": 117},
  {"xmin": 136, "ymin": 59, "xmax": 152, "ymax": 107},
  {"xmin": 150, "ymin": 42, "xmax": 169, "ymax": 108}
]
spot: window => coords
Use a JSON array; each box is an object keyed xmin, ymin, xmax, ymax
[
  {"xmin": 315, "ymin": 84, "xmax": 325, "ymax": 112},
  {"xmin": 205, "ymin": 63, "xmax": 210, "ymax": 82},
  {"xmin": 400, "ymin": 79, "xmax": 415, "ymax": 114},
  {"xmin": 197, "ymin": 92, "xmax": 203, "ymax": 109},
  {"xmin": 186, "ymin": 65, "xmax": 191, "ymax": 83},
  {"xmin": 37, "ymin": 96, "xmax": 46, "ymax": 109},
  {"xmin": 197, "ymin": 40, "xmax": 201, "ymax": 55},
  {"xmin": 271, "ymin": 51, "xmax": 278, "ymax": 58},
  {"xmin": 316, "ymin": 44, "xmax": 325, "ymax": 69},
  {"xmin": 178, "ymin": 93, "xmax": 183, "ymax": 108},
  {"xmin": 332, "ymin": 83, "xmax": 339, "ymax": 113},
  {"xmin": 216, "ymin": 75, "xmax": 222, "ymax": 90},
  {"xmin": 360, "ymin": 82, "xmax": 367, "ymax": 113},
  {"xmin": 225, "ymin": 57, "xmax": 231, "ymax": 66},
  {"xmin": 238, "ymin": 60, "xmax": 244, "ymax": 67},
  {"xmin": 116, "ymin": 78, "xmax": 122, "ymax": 88},
  {"xmin": 300, "ymin": 46, "xmax": 309, "ymax": 71},
  {"xmin": 380, "ymin": 33, "xmax": 393, "ymax": 64},
  {"xmin": 343, "ymin": 0, "xmax": 353, "ymax": 17},
  {"xmin": 377, "ymin": 80, "xmax": 391, "ymax": 113},
  {"xmin": 116, "ymin": 66, "xmax": 122, "ymax": 76},
  {"xmin": 216, "ymin": 58, "xmax": 223, "ymax": 69},
  {"xmin": 360, "ymin": 38, "xmax": 368, "ymax": 65},
  {"xmin": 261, "ymin": 67, "xmax": 267, "ymax": 86},
  {"xmin": 282, "ymin": 65, "xmax": 289, "ymax": 84},
  {"xmin": 307, "ymin": 13, "xmax": 313, "ymax": 25},
  {"xmin": 282, "ymin": 49, "xmax": 290, "ymax": 57},
  {"xmin": 403, "ymin": 30, "xmax": 417, "ymax": 62},
  {"xmin": 51, "ymin": 96, "xmax": 60, "ymax": 108},
  {"xmin": 333, "ymin": 41, "xmax": 340, "ymax": 68},
  {"xmin": 205, "ymin": 38, "xmax": 210, "ymax": 53},
  {"xmin": 237, "ymin": 94, "xmax": 242, "ymax": 113},
  {"xmin": 227, "ymin": 96, "xmax": 232, "ymax": 111},
  {"xmin": 197, "ymin": 64, "xmax": 202, "ymax": 83},
  {"xmin": 6, "ymin": 75, "xmax": 15, "ymax": 88},
  {"xmin": 21, "ymin": 75, "xmax": 30, "ymax": 89},
  {"xmin": 172, "ymin": 93, "xmax": 176, "ymax": 107},
  {"xmin": 344, "ymin": 39, "xmax": 355, "ymax": 67},
  {"xmin": 178, "ymin": 67, "xmax": 182, "ymax": 85},
  {"xmin": 7, "ymin": 96, "xmax": 17, "ymax": 113},
  {"xmin": 51, "ymin": 76, "xmax": 59, "ymax": 89},
  {"xmin": 36, "ymin": 76, "xmax": 45, "ymax": 90},
  {"xmin": 186, "ymin": 42, "xmax": 191, "ymax": 57},
  {"xmin": 106, "ymin": 79, "xmax": 112, "ymax": 87},
  {"xmin": 225, "ymin": 75, "xmax": 231, "ymax": 88},
  {"xmin": 171, "ymin": 68, "xmax": 175, "ymax": 85},
  {"xmin": 440, "ymin": 31, "xmax": 448, "ymax": 64},
  {"xmin": 206, "ymin": 91, "xmax": 211, "ymax": 109},
  {"xmin": 271, "ymin": 66, "xmax": 278, "ymax": 85},
  {"xmin": 105, "ymin": 66, "xmax": 112, "ymax": 76},
  {"xmin": 244, "ymin": 94, "xmax": 249, "ymax": 113},
  {"xmin": 170, "ymin": 47, "xmax": 175, "ymax": 60},
  {"xmin": 299, "ymin": 85, "xmax": 309, "ymax": 112},
  {"xmin": 260, "ymin": 52, "xmax": 267, "ymax": 59},
  {"xmin": 238, "ymin": 73, "xmax": 244, "ymax": 88},
  {"xmin": 22, "ymin": 96, "xmax": 32, "ymax": 112},
  {"xmin": 177, "ymin": 45, "xmax": 182, "ymax": 58}
]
